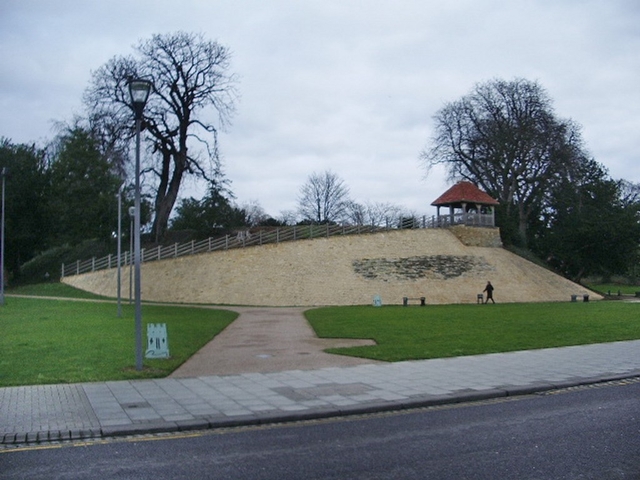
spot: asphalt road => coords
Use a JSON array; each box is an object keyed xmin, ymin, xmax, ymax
[{"xmin": 2, "ymin": 381, "xmax": 639, "ymax": 479}]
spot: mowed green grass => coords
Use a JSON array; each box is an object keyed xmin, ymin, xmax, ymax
[
  {"xmin": 4, "ymin": 282, "xmax": 640, "ymax": 386},
  {"xmin": 0, "ymin": 296, "xmax": 237, "ymax": 387},
  {"xmin": 8, "ymin": 281, "xmax": 111, "ymax": 299},
  {"xmin": 305, "ymin": 302, "xmax": 640, "ymax": 362},
  {"xmin": 589, "ymin": 283, "xmax": 640, "ymax": 295}
]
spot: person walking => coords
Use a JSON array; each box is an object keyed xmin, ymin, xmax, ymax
[{"xmin": 483, "ymin": 281, "xmax": 495, "ymax": 304}]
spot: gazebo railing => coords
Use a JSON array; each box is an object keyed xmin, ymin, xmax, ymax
[{"xmin": 435, "ymin": 212, "xmax": 495, "ymax": 227}]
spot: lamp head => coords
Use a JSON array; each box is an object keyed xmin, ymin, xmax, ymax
[{"xmin": 128, "ymin": 79, "xmax": 153, "ymax": 120}]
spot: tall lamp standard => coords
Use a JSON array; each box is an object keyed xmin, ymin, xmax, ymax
[
  {"xmin": 128, "ymin": 206, "xmax": 135, "ymax": 305},
  {"xmin": 128, "ymin": 79, "xmax": 152, "ymax": 371},
  {"xmin": 0, "ymin": 167, "xmax": 7, "ymax": 306},
  {"xmin": 116, "ymin": 183, "xmax": 124, "ymax": 318}
]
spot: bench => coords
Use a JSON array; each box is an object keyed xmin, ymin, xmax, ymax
[
  {"xmin": 570, "ymin": 294, "xmax": 589, "ymax": 302},
  {"xmin": 403, "ymin": 296, "xmax": 425, "ymax": 306}
]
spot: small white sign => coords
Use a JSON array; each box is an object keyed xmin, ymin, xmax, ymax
[{"xmin": 146, "ymin": 323, "xmax": 170, "ymax": 358}]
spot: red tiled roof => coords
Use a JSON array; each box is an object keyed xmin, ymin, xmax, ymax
[{"xmin": 431, "ymin": 181, "xmax": 499, "ymax": 206}]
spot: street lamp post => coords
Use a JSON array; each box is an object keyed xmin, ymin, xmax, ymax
[
  {"xmin": 116, "ymin": 184, "xmax": 124, "ymax": 318},
  {"xmin": 129, "ymin": 206, "xmax": 135, "ymax": 305},
  {"xmin": 128, "ymin": 79, "xmax": 152, "ymax": 371},
  {"xmin": 0, "ymin": 167, "xmax": 7, "ymax": 306}
]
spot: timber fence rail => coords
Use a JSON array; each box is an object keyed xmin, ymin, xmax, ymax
[{"xmin": 61, "ymin": 217, "xmax": 444, "ymax": 278}]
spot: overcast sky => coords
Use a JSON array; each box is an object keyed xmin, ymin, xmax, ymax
[{"xmin": 1, "ymin": 0, "xmax": 639, "ymax": 219}]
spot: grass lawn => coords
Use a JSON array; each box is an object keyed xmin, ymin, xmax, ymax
[
  {"xmin": 0, "ymin": 295, "xmax": 237, "ymax": 387},
  {"xmin": 305, "ymin": 302, "xmax": 640, "ymax": 362},
  {"xmin": 588, "ymin": 283, "xmax": 640, "ymax": 295},
  {"xmin": 7, "ymin": 282, "xmax": 111, "ymax": 300}
]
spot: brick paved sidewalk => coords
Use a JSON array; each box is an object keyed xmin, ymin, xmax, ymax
[{"xmin": 2, "ymin": 340, "xmax": 640, "ymax": 445}]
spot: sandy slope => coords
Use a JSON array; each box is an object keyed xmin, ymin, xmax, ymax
[{"xmin": 63, "ymin": 228, "xmax": 599, "ymax": 306}]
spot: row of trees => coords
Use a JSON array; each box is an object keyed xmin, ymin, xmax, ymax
[
  {"xmin": 295, "ymin": 170, "xmax": 410, "ymax": 227},
  {"xmin": 0, "ymin": 128, "xmax": 274, "ymax": 281},
  {"xmin": 422, "ymin": 78, "xmax": 640, "ymax": 281},
  {"xmin": 0, "ymin": 128, "xmax": 405, "ymax": 282},
  {"xmin": 168, "ymin": 169, "xmax": 413, "ymax": 238},
  {"xmin": 0, "ymin": 129, "xmax": 125, "ymax": 279}
]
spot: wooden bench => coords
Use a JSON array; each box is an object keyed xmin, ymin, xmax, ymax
[{"xmin": 403, "ymin": 297, "xmax": 425, "ymax": 306}]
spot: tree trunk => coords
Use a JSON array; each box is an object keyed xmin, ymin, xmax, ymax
[
  {"xmin": 153, "ymin": 195, "xmax": 175, "ymax": 243},
  {"xmin": 517, "ymin": 203, "xmax": 528, "ymax": 248},
  {"xmin": 152, "ymin": 152, "xmax": 185, "ymax": 243}
]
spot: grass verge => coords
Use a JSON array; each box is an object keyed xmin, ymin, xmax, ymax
[
  {"xmin": 305, "ymin": 302, "xmax": 640, "ymax": 362},
  {"xmin": 7, "ymin": 282, "xmax": 111, "ymax": 300},
  {"xmin": 0, "ymin": 296, "xmax": 237, "ymax": 387},
  {"xmin": 588, "ymin": 284, "xmax": 640, "ymax": 295}
]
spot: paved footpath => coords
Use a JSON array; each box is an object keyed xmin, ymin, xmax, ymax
[
  {"xmin": 168, "ymin": 307, "xmax": 381, "ymax": 377},
  {"xmin": 2, "ymin": 337, "xmax": 640, "ymax": 445},
  {"xmin": 0, "ymin": 341, "xmax": 640, "ymax": 444}
]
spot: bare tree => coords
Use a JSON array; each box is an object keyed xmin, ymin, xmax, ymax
[
  {"xmin": 298, "ymin": 171, "xmax": 351, "ymax": 224},
  {"xmin": 84, "ymin": 31, "xmax": 238, "ymax": 241},
  {"xmin": 421, "ymin": 78, "xmax": 587, "ymax": 246},
  {"xmin": 346, "ymin": 201, "xmax": 403, "ymax": 227},
  {"xmin": 345, "ymin": 201, "xmax": 367, "ymax": 226},
  {"xmin": 240, "ymin": 200, "xmax": 268, "ymax": 227},
  {"xmin": 618, "ymin": 179, "xmax": 640, "ymax": 208},
  {"xmin": 278, "ymin": 210, "xmax": 299, "ymax": 226}
]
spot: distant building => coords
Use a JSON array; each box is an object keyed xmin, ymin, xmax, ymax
[{"xmin": 431, "ymin": 181, "xmax": 499, "ymax": 227}]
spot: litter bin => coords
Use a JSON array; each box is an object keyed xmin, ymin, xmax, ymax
[
  {"xmin": 583, "ymin": 294, "xmax": 589, "ymax": 302},
  {"xmin": 571, "ymin": 295, "xmax": 577, "ymax": 302}
]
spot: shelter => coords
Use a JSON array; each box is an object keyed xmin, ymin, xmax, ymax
[{"xmin": 431, "ymin": 181, "xmax": 499, "ymax": 227}]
